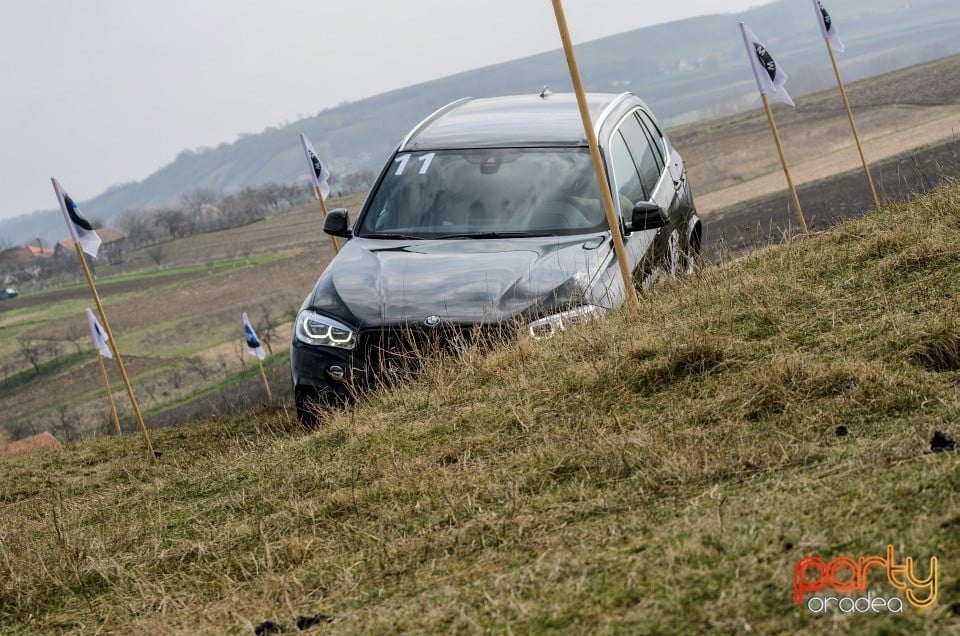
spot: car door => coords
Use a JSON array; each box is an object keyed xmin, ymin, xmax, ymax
[
  {"xmin": 639, "ymin": 110, "xmax": 691, "ymax": 219},
  {"xmin": 610, "ymin": 110, "xmax": 679, "ymax": 283},
  {"xmin": 607, "ymin": 126, "xmax": 652, "ymax": 287}
]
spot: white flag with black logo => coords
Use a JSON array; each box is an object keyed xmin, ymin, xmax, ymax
[
  {"xmin": 299, "ymin": 133, "xmax": 331, "ymax": 200},
  {"xmin": 85, "ymin": 308, "xmax": 112, "ymax": 359},
  {"xmin": 52, "ymin": 178, "xmax": 102, "ymax": 257},
  {"xmin": 242, "ymin": 312, "xmax": 266, "ymax": 360},
  {"xmin": 739, "ymin": 22, "xmax": 795, "ymax": 107},
  {"xmin": 813, "ymin": 0, "xmax": 845, "ymax": 53}
]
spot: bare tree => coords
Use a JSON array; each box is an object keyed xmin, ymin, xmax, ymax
[
  {"xmin": 115, "ymin": 210, "xmax": 156, "ymax": 249},
  {"xmin": 155, "ymin": 208, "xmax": 188, "ymax": 238},
  {"xmin": 257, "ymin": 183, "xmax": 285, "ymax": 213},
  {"xmin": 179, "ymin": 187, "xmax": 219, "ymax": 228},
  {"xmin": 255, "ymin": 306, "xmax": 283, "ymax": 356},
  {"xmin": 337, "ymin": 169, "xmax": 376, "ymax": 195},
  {"xmin": 19, "ymin": 339, "xmax": 47, "ymax": 375},
  {"xmin": 216, "ymin": 353, "xmax": 229, "ymax": 379},
  {"xmin": 276, "ymin": 183, "xmax": 310, "ymax": 208},
  {"xmin": 55, "ymin": 405, "xmax": 79, "ymax": 441},
  {"xmin": 235, "ymin": 338, "xmax": 247, "ymax": 372},
  {"xmin": 180, "ymin": 187, "xmax": 218, "ymax": 214},
  {"xmin": 187, "ymin": 357, "xmax": 212, "ymax": 383},
  {"xmin": 170, "ymin": 369, "xmax": 184, "ymax": 391},
  {"xmin": 147, "ymin": 244, "xmax": 167, "ymax": 268},
  {"xmin": 237, "ymin": 187, "xmax": 267, "ymax": 223},
  {"xmin": 64, "ymin": 320, "xmax": 87, "ymax": 356}
]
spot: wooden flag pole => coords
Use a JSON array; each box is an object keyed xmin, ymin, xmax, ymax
[
  {"xmin": 316, "ymin": 185, "xmax": 340, "ymax": 255},
  {"xmin": 551, "ymin": 0, "xmax": 639, "ymax": 312},
  {"xmin": 761, "ymin": 93, "xmax": 808, "ymax": 235},
  {"xmin": 824, "ymin": 40, "xmax": 880, "ymax": 210},
  {"xmin": 96, "ymin": 351, "xmax": 122, "ymax": 436},
  {"xmin": 256, "ymin": 357, "xmax": 273, "ymax": 402},
  {"xmin": 73, "ymin": 242, "xmax": 158, "ymax": 465}
]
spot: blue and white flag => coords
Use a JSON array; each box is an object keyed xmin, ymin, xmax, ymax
[
  {"xmin": 242, "ymin": 312, "xmax": 266, "ymax": 360},
  {"xmin": 813, "ymin": 0, "xmax": 845, "ymax": 53},
  {"xmin": 52, "ymin": 178, "xmax": 101, "ymax": 257},
  {"xmin": 85, "ymin": 308, "xmax": 112, "ymax": 359},
  {"xmin": 739, "ymin": 23, "xmax": 795, "ymax": 107},
  {"xmin": 300, "ymin": 133, "xmax": 331, "ymax": 200}
]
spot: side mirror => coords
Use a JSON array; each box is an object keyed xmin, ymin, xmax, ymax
[
  {"xmin": 322, "ymin": 208, "xmax": 352, "ymax": 238},
  {"xmin": 628, "ymin": 201, "xmax": 667, "ymax": 231}
]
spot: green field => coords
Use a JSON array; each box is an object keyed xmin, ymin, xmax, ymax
[{"xmin": 1, "ymin": 179, "xmax": 957, "ymax": 633}]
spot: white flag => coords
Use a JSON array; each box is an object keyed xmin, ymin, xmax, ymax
[
  {"xmin": 299, "ymin": 133, "xmax": 331, "ymax": 201},
  {"xmin": 242, "ymin": 312, "xmax": 266, "ymax": 360},
  {"xmin": 52, "ymin": 178, "xmax": 102, "ymax": 257},
  {"xmin": 813, "ymin": 0, "xmax": 845, "ymax": 53},
  {"xmin": 739, "ymin": 23, "xmax": 795, "ymax": 107},
  {"xmin": 85, "ymin": 308, "xmax": 112, "ymax": 359}
]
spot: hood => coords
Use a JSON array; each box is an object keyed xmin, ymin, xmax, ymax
[{"xmin": 308, "ymin": 234, "xmax": 610, "ymax": 327}]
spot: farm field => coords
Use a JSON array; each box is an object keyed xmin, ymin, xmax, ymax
[
  {"xmin": 0, "ymin": 191, "xmax": 365, "ymax": 440},
  {"xmin": 3, "ymin": 55, "xmax": 960, "ymax": 443},
  {"xmin": 679, "ymin": 53, "xmax": 960, "ymax": 206}
]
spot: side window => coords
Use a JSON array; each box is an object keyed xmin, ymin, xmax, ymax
[
  {"xmin": 619, "ymin": 113, "xmax": 661, "ymax": 198},
  {"xmin": 609, "ymin": 132, "xmax": 645, "ymax": 211},
  {"xmin": 637, "ymin": 111, "xmax": 667, "ymax": 166}
]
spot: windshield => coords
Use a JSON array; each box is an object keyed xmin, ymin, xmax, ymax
[{"xmin": 358, "ymin": 148, "xmax": 607, "ymax": 238}]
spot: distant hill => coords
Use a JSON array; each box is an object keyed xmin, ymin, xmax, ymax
[{"xmin": 3, "ymin": 0, "xmax": 959, "ymax": 245}]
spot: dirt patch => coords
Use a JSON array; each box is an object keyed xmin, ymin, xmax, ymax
[
  {"xmin": 704, "ymin": 136, "xmax": 960, "ymax": 256},
  {"xmin": 696, "ymin": 110, "xmax": 960, "ymax": 215},
  {"xmin": 678, "ymin": 54, "xmax": 960, "ymax": 201},
  {"xmin": 1, "ymin": 431, "xmax": 60, "ymax": 458}
]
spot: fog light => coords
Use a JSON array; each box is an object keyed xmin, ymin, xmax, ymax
[{"xmin": 327, "ymin": 365, "xmax": 345, "ymax": 381}]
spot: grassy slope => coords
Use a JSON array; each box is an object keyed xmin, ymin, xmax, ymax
[{"xmin": 1, "ymin": 187, "xmax": 958, "ymax": 633}]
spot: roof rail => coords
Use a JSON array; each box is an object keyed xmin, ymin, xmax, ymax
[
  {"xmin": 593, "ymin": 92, "xmax": 635, "ymax": 135},
  {"xmin": 399, "ymin": 97, "xmax": 474, "ymax": 150}
]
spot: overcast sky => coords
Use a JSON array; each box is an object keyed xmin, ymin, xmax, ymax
[{"xmin": 1, "ymin": 0, "xmax": 767, "ymax": 222}]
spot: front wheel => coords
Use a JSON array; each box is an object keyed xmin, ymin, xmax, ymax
[{"xmin": 294, "ymin": 386, "xmax": 322, "ymax": 427}]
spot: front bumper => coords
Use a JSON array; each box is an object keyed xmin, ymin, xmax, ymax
[
  {"xmin": 290, "ymin": 322, "xmax": 516, "ymax": 404},
  {"xmin": 290, "ymin": 337, "xmax": 366, "ymax": 404}
]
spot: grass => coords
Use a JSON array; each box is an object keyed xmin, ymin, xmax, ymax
[{"xmin": 1, "ymin": 184, "xmax": 959, "ymax": 633}]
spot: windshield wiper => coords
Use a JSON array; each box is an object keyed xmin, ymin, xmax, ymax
[
  {"xmin": 364, "ymin": 233, "xmax": 426, "ymax": 240},
  {"xmin": 436, "ymin": 231, "xmax": 551, "ymax": 239}
]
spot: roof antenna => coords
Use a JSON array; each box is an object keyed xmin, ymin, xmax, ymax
[{"xmin": 539, "ymin": 85, "xmax": 553, "ymax": 100}]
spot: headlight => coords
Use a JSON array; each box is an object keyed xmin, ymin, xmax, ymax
[
  {"xmin": 295, "ymin": 310, "xmax": 357, "ymax": 350},
  {"xmin": 527, "ymin": 305, "xmax": 606, "ymax": 339}
]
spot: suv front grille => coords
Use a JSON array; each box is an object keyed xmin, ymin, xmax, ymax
[{"xmin": 357, "ymin": 323, "xmax": 513, "ymax": 375}]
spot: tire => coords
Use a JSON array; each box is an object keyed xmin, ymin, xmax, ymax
[
  {"xmin": 294, "ymin": 386, "xmax": 322, "ymax": 427},
  {"xmin": 683, "ymin": 222, "xmax": 702, "ymax": 275},
  {"xmin": 667, "ymin": 229, "xmax": 681, "ymax": 277}
]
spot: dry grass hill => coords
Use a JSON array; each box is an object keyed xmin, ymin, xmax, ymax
[
  {"xmin": 0, "ymin": 178, "xmax": 957, "ymax": 632},
  {"xmin": 0, "ymin": 54, "xmax": 959, "ymax": 632}
]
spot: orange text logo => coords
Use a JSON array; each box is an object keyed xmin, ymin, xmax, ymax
[{"xmin": 793, "ymin": 545, "xmax": 938, "ymax": 613}]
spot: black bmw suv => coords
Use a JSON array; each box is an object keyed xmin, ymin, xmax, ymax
[{"xmin": 291, "ymin": 92, "xmax": 700, "ymax": 421}]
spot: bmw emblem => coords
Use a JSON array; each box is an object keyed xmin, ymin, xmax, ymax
[{"xmin": 424, "ymin": 315, "xmax": 441, "ymax": 328}]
